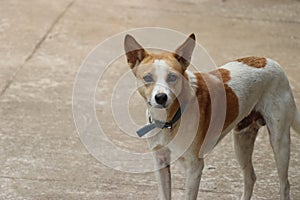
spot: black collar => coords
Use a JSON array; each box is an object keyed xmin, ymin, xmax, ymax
[{"xmin": 136, "ymin": 102, "xmax": 187, "ymax": 137}]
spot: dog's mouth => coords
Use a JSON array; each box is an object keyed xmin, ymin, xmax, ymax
[
  {"xmin": 147, "ymin": 101, "xmax": 168, "ymax": 109},
  {"xmin": 154, "ymin": 105, "xmax": 167, "ymax": 109}
]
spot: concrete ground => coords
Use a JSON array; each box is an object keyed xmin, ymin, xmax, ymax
[{"xmin": 1, "ymin": 0, "xmax": 300, "ymax": 199}]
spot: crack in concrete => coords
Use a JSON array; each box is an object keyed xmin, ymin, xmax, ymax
[{"xmin": 0, "ymin": 0, "xmax": 76, "ymax": 98}]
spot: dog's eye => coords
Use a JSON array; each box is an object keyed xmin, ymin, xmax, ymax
[
  {"xmin": 167, "ymin": 74, "xmax": 177, "ymax": 82},
  {"xmin": 143, "ymin": 74, "xmax": 154, "ymax": 83}
]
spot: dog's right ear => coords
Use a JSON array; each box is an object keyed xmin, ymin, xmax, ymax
[{"xmin": 124, "ymin": 34, "xmax": 147, "ymax": 74}]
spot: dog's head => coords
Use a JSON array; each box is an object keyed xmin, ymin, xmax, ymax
[{"xmin": 124, "ymin": 34, "xmax": 196, "ymax": 109}]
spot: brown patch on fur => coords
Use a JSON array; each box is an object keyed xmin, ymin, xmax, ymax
[
  {"xmin": 194, "ymin": 69, "xmax": 239, "ymax": 145},
  {"xmin": 236, "ymin": 56, "xmax": 267, "ymax": 68},
  {"xmin": 193, "ymin": 73, "xmax": 212, "ymax": 145},
  {"xmin": 222, "ymin": 85, "xmax": 239, "ymax": 130},
  {"xmin": 166, "ymin": 99, "xmax": 180, "ymax": 123},
  {"xmin": 209, "ymin": 68, "xmax": 231, "ymax": 82},
  {"xmin": 209, "ymin": 68, "xmax": 239, "ymax": 130},
  {"xmin": 141, "ymin": 52, "xmax": 184, "ymax": 73}
]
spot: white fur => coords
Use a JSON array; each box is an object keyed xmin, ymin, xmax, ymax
[
  {"xmin": 292, "ymin": 109, "xmax": 300, "ymax": 134},
  {"xmin": 184, "ymin": 69, "xmax": 198, "ymax": 95},
  {"xmin": 151, "ymin": 60, "xmax": 171, "ymax": 107}
]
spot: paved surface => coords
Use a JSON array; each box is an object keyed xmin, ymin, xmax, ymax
[{"xmin": 1, "ymin": 0, "xmax": 300, "ymax": 199}]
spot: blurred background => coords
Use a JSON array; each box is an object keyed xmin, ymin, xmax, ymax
[{"xmin": 0, "ymin": 0, "xmax": 299, "ymax": 199}]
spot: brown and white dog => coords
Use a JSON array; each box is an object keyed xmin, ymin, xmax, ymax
[{"xmin": 124, "ymin": 33, "xmax": 300, "ymax": 200}]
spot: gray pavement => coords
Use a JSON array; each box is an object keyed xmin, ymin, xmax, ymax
[{"xmin": 0, "ymin": 0, "xmax": 300, "ymax": 199}]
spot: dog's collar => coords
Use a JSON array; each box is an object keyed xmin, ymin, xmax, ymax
[{"xmin": 136, "ymin": 102, "xmax": 187, "ymax": 137}]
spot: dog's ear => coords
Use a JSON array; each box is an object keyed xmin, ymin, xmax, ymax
[
  {"xmin": 174, "ymin": 33, "xmax": 196, "ymax": 70},
  {"xmin": 124, "ymin": 34, "xmax": 147, "ymax": 74}
]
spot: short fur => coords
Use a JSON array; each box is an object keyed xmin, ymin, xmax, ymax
[{"xmin": 124, "ymin": 33, "xmax": 300, "ymax": 200}]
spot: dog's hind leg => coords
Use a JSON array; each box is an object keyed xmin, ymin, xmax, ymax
[
  {"xmin": 259, "ymin": 88, "xmax": 295, "ymax": 200},
  {"xmin": 265, "ymin": 117, "xmax": 291, "ymax": 200},
  {"xmin": 234, "ymin": 121, "xmax": 260, "ymax": 200}
]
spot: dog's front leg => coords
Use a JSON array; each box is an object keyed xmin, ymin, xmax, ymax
[
  {"xmin": 184, "ymin": 157, "xmax": 204, "ymax": 200},
  {"xmin": 153, "ymin": 148, "xmax": 171, "ymax": 200}
]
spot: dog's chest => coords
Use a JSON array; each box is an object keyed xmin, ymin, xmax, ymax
[{"xmin": 147, "ymin": 98, "xmax": 202, "ymax": 156}]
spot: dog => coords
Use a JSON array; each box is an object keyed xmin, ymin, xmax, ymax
[{"xmin": 124, "ymin": 33, "xmax": 300, "ymax": 200}]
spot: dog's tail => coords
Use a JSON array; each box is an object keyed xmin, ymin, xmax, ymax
[{"xmin": 292, "ymin": 109, "xmax": 300, "ymax": 134}]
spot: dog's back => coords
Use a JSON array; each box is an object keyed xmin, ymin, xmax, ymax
[{"xmin": 218, "ymin": 57, "xmax": 298, "ymax": 130}]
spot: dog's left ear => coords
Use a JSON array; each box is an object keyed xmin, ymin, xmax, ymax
[
  {"xmin": 124, "ymin": 34, "xmax": 147, "ymax": 74},
  {"xmin": 174, "ymin": 33, "xmax": 196, "ymax": 70}
]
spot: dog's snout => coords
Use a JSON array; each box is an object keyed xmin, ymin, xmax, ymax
[{"xmin": 155, "ymin": 93, "xmax": 168, "ymax": 105}]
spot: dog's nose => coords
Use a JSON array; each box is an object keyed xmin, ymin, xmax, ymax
[{"xmin": 155, "ymin": 93, "xmax": 168, "ymax": 105}]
